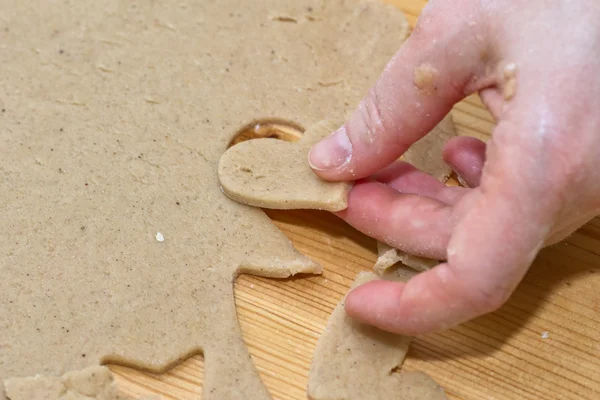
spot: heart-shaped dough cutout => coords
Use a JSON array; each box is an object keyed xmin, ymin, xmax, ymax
[{"xmin": 218, "ymin": 120, "xmax": 352, "ymax": 211}]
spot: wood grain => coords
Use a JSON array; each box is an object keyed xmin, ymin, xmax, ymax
[{"xmin": 110, "ymin": 1, "xmax": 600, "ymax": 399}]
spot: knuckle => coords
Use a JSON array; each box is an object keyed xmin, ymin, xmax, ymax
[
  {"xmin": 355, "ymin": 87, "xmax": 388, "ymax": 143},
  {"xmin": 361, "ymin": 86, "xmax": 418, "ymax": 147},
  {"xmin": 467, "ymin": 281, "xmax": 510, "ymax": 314}
]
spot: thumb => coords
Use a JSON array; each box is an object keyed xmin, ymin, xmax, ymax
[{"xmin": 309, "ymin": 1, "xmax": 489, "ymax": 181}]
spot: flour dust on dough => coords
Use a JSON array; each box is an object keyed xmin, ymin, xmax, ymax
[
  {"xmin": 218, "ymin": 120, "xmax": 352, "ymax": 212},
  {"xmin": 0, "ymin": 0, "xmax": 409, "ymax": 398},
  {"xmin": 308, "ymin": 272, "xmax": 447, "ymax": 400}
]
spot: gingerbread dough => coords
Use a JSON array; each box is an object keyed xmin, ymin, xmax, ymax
[
  {"xmin": 218, "ymin": 120, "xmax": 352, "ymax": 211},
  {"xmin": 374, "ymin": 242, "xmax": 439, "ymax": 275},
  {"xmin": 0, "ymin": 0, "xmax": 409, "ymax": 398},
  {"xmin": 4, "ymin": 366, "xmax": 155, "ymax": 400},
  {"xmin": 308, "ymin": 272, "xmax": 447, "ymax": 400}
]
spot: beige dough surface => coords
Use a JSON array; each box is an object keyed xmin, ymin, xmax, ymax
[
  {"xmin": 307, "ymin": 271, "xmax": 448, "ymax": 400},
  {"xmin": 0, "ymin": 0, "xmax": 409, "ymax": 399},
  {"xmin": 4, "ymin": 366, "xmax": 155, "ymax": 400},
  {"xmin": 218, "ymin": 120, "xmax": 352, "ymax": 212}
]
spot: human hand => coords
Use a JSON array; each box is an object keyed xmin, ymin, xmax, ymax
[{"xmin": 309, "ymin": 0, "xmax": 600, "ymax": 335}]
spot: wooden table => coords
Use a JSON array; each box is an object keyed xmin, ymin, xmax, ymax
[{"xmin": 109, "ymin": 1, "xmax": 600, "ymax": 398}]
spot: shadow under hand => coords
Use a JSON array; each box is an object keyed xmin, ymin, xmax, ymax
[{"xmin": 403, "ymin": 218, "xmax": 600, "ymax": 399}]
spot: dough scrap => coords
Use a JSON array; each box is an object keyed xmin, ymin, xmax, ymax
[
  {"xmin": 374, "ymin": 242, "xmax": 439, "ymax": 275},
  {"xmin": 308, "ymin": 272, "xmax": 447, "ymax": 400},
  {"xmin": 4, "ymin": 366, "xmax": 155, "ymax": 400},
  {"xmin": 218, "ymin": 120, "xmax": 352, "ymax": 211},
  {"xmin": 0, "ymin": 0, "xmax": 409, "ymax": 398}
]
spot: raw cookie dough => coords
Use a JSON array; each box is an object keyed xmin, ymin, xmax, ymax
[
  {"xmin": 374, "ymin": 114, "xmax": 456, "ymax": 274},
  {"xmin": 307, "ymin": 272, "xmax": 447, "ymax": 400},
  {"xmin": 4, "ymin": 366, "xmax": 155, "ymax": 400},
  {"xmin": 218, "ymin": 120, "xmax": 352, "ymax": 211},
  {"xmin": 374, "ymin": 242, "xmax": 438, "ymax": 275},
  {"xmin": 0, "ymin": 0, "xmax": 409, "ymax": 398}
]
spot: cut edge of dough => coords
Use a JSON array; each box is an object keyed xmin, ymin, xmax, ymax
[{"xmin": 3, "ymin": 365, "xmax": 158, "ymax": 400}]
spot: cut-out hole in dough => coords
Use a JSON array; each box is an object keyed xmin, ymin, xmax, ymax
[
  {"xmin": 108, "ymin": 354, "xmax": 204, "ymax": 399},
  {"xmin": 228, "ymin": 119, "xmax": 305, "ymax": 148}
]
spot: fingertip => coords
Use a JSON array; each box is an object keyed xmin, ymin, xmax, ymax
[
  {"xmin": 308, "ymin": 126, "xmax": 353, "ymax": 180},
  {"xmin": 344, "ymin": 263, "xmax": 495, "ymax": 335},
  {"xmin": 442, "ymin": 136, "xmax": 486, "ymax": 164},
  {"xmin": 345, "ymin": 280, "xmax": 408, "ymax": 334}
]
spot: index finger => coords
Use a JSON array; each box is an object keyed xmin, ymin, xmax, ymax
[{"xmin": 309, "ymin": 1, "xmax": 488, "ymax": 181}]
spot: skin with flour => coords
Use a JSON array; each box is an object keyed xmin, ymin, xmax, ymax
[{"xmin": 309, "ymin": 0, "xmax": 600, "ymax": 335}]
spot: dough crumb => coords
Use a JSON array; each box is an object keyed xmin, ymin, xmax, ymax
[
  {"xmin": 414, "ymin": 63, "xmax": 438, "ymax": 95},
  {"xmin": 269, "ymin": 15, "xmax": 298, "ymax": 23},
  {"xmin": 155, "ymin": 232, "xmax": 165, "ymax": 242},
  {"xmin": 502, "ymin": 62, "xmax": 517, "ymax": 100},
  {"xmin": 541, "ymin": 331, "xmax": 550, "ymax": 339}
]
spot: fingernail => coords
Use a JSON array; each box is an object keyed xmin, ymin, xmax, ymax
[{"xmin": 308, "ymin": 126, "xmax": 352, "ymax": 170}]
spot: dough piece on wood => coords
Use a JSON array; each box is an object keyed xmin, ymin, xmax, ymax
[
  {"xmin": 374, "ymin": 242, "xmax": 439, "ymax": 275},
  {"xmin": 0, "ymin": 0, "xmax": 409, "ymax": 398},
  {"xmin": 4, "ymin": 366, "xmax": 154, "ymax": 400},
  {"xmin": 218, "ymin": 120, "xmax": 352, "ymax": 211},
  {"xmin": 308, "ymin": 272, "xmax": 447, "ymax": 400}
]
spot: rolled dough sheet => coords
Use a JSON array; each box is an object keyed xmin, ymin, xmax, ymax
[
  {"xmin": 218, "ymin": 120, "xmax": 353, "ymax": 211},
  {"xmin": 0, "ymin": 0, "xmax": 409, "ymax": 398},
  {"xmin": 307, "ymin": 272, "xmax": 447, "ymax": 400},
  {"xmin": 4, "ymin": 366, "xmax": 156, "ymax": 400}
]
